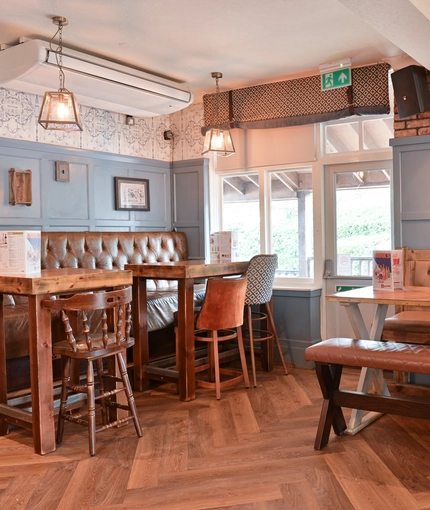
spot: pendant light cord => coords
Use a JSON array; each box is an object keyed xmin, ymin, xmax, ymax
[{"xmin": 49, "ymin": 20, "xmax": 67, "ymax": 92}]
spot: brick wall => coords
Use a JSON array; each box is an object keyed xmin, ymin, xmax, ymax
[{"xmin": 394, "ymin": 112, "xmax": 430, "ymax": 138}]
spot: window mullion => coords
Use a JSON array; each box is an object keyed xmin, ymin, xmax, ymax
[{"xmin": 259, "ymin": 168, "xmax": 269, "ymax": 253}]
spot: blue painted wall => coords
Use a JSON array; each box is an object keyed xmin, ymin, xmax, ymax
[{"xmin": 0, "ymin": 138, "xmax": 172, "ymax": 232}]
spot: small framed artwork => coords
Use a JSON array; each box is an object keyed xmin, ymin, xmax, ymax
[
  {"xmin": 9, "ymin": 168, "xmax": 32, "ymax": 206},
  {"xmin": 114, "ymin": 177, "xmax": 150, "ymax": 211}
]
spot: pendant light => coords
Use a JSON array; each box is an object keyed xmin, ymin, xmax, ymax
[
  {"xmin": 38, "ymin": 16, "xmax": 82, "ymax": 131},
  {"xmin": 202, "ymin": 72, "xmax": 235, "ymax": 157}
]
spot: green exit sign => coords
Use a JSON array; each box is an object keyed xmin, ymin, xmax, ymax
[
  {"xmin": 321, "ymin": 68, "xmax": 351, "ymax": 90},
  {"xmin": 335, "ymin": 285, "xmax": 363, "ymax": 293}
]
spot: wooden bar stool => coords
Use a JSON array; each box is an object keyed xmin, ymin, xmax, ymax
[
  {"xmin": 194, "ymin": 276, "xmax": 250, "ymax": 400},
  {"xmin": 43, "ymin": 286, "xmax": 142, "ymax": 456},
  {"xmin": 244, "ymin": 254, "xmax": 288, "ymax": 387}
]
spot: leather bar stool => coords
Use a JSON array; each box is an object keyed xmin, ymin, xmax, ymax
[
  {"xmin": 244, "ymin": 254, "xmax": 288, "ymax": 387},
  {"xmin": 194, "ymin": 276, "xmax": 250, "ymax": 400},
  {"xmin": 43, "ymin": 286, "xmax": 142, "ymax": 456}
]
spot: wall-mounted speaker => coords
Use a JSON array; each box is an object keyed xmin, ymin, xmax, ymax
[{"xmin": 391, "ymin": 65, "xmax": 430, "ymax": 119}]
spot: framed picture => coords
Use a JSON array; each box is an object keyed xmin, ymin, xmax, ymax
[
  {"xmin": 9, "ymin": 168, "xmax": 32, "ymax": 206},
  {"xmin": 114, "ymin": 177, "xmax": 150, "ymax": 211}
]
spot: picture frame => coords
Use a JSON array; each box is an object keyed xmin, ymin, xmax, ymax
[
  {"xmin": 114, "ymin": 177, "xmax": 150, "ymax": 211},
  {"xmin": 9, "ymin": 168, "xmax": 32, "ymax": 206}
]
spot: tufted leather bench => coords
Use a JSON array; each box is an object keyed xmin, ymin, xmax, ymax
[
  {"xmin": 5, "ymin": 231, "xmax": 205, "ymax": 391},
  {"xmin": 304, "ymin": 338, "xmax": 430, "ymax": 450}
]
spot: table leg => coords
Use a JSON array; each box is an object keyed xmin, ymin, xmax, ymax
[
  {"xmin": 177, "ymin": 278, "xmax": 196, "ymax": 401},
  {"xmin": 28, "ymin": 294, "xmax": 56, "ymax": 455},
  {"xmin": 132, "ymin": 276, "xmax": 149, "ymax": 392},
  {"xmin": 341, "ymin": 302, "xmax": 390, "ymax": 435},
  {"xmin": 342, "ymin": 302, "xmax": 370, "ymax": 339},
  {"xmin": 0, "ymin": 294, "xmax": 8, "ymax": 436}
]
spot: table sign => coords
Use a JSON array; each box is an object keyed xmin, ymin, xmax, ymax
[
  {"xmin": 372, "ymin": 249, "xmax": 403, "ymax": 290},
  {"xmin": 210, "ymin": 231, "xmax": 240, "ymax": 262},
  {"xmin": 0, "ymin": 231, "xmax": 41, "ymax": 274}
]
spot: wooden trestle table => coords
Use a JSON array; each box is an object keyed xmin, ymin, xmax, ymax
[
  {"xmin": 0, "ymin": 268, "xmax": 133, "ymax": 455},
  {"xmin": 125, "ymin": 260, "xmax": 250, "ymax": 401},
  {"xmin": 326, "ymin": 285, "xmax": 430, "ymax": 434}
]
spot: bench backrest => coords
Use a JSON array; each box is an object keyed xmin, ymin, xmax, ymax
[
  {"xmin": 5, "ymin": 231, "xmax": 188, "ymax": 307},
  {"xmin": 41, "ymin": 231, "xmax": 187, "ymax": 291},
  {"xmin": 397, "ymin": 247, "xmax": 430, "ymax": 312}
]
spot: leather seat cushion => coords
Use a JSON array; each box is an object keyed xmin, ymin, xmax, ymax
[
  {"xmin": 382, "ymin": 311, "xmax": 430, "ymax": 343},
  {"xmin": 147, "ymin": 285, "xmax": 206, "ymax": 331},
  {"xmin": 304, "ymin": 337, "xmax": 430, "ymax": 374},
  {"xmin": 383, "ymin": 311, "xmax": 430, "ymax": 332}
]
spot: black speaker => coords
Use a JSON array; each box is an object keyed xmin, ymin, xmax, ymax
[{"xmin": 391, "ymin": 65, "xmax": 430, "ymax": 119}]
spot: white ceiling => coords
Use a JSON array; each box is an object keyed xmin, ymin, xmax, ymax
[{"xmin": 1, "ymin": 0, "xmax": 430, "ymax": 104}]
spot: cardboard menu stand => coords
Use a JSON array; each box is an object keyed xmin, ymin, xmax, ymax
[
  {"xmin": 0, "ymin": 231, "xmax": 41, "ymax": 274},
  {"xmin": 210, "ymin": 231, "xmax": 240, "ymax": 262},
  {"xmin": 372, "ymin": 249, "xmax": 403, "ymax": 290}
]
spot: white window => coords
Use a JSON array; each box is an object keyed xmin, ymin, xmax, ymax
[
  {"xmin": 221, "ymin": 167, "xmax": 314, "ymax": 280},
  {"xmin": 324, "ymin": 115, "xmax": 393, "ymax": 155},
  {"xmin": 326, "ymin": 164, "xmax": 392, "ymax": 277}
]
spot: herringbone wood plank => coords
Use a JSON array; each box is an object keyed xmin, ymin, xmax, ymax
[{"xmin": 1, "ymin": 366, "xmax": 430, "ymax": 509}]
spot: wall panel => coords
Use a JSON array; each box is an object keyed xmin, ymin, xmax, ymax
[
  {"xmin": 392, "ymin": 135, "xmax": 430, "ymax": 248},
  {"xmin": 47, "ymin": 163, "xmax": 90, "ymax": 220},
  {"xmin": 0, "ymin": 138, "xmax": 171, "ymax": 232}
]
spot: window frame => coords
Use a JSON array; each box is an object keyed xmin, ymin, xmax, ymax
[
  {"xmin": 210, "ymin": 112, "xmax": 394, "ymax": 291},
  {"xmin": 216, "ymin": 163, "xmax": 319, "ymax": 288}
]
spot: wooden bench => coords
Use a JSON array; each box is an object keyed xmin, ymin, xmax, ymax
[{"xmin": 304, "ymin": 338, "xmax": 430, "ymax": 450}]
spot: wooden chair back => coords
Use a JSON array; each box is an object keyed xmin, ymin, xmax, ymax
[{"xmin": 43, "ymin": 287, "xmax": 132, "ymax": 352}]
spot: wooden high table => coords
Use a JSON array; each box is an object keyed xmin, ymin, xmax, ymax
[
  {"xmin": 0, "ymin": 268, "xmax": 133, "ymax": 455},
  {"xmin": 125, "ymin": 260, "xmax": 249, "ymax": 401},
  {"xmin": 326, "ymin": 285, "xmax": 430, "ymax": 434}
]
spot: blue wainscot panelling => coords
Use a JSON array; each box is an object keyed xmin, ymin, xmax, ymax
[
  {"xmin": 273, "ymin": 288, "xmax": 322, "ymax": 368},
  {"xmin": 0, "ymin": 138, "xmax": 172, "ymax": 232}
]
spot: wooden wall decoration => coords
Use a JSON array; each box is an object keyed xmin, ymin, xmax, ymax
[{"xmin": 9, "ymin": 168, "xmax": 32, "ymax": 206}]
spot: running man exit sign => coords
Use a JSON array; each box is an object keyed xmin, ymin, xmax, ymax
[{"xmin": 321, "ymin": 68, "xmax": 351, "ymax": 90}]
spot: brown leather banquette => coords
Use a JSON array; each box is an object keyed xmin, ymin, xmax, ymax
[{"xmin": 5, "ymin": 231, "xmax": 205, "ymax": 391}]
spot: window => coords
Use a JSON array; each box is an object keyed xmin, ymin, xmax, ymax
[
  {"xmin": 324, "ymin": 115, "xmax": 393, "ymax": 154},
  {"xmin": 323, "ymin": 113, "xmax": 394, "ymax": 277},
  {"xmin": 222, "ymin": 173, "xmax": 260, "ymax": 262},
  {"xmin": 335, "ymin": 169, "xmax": 391, "ymax": 276},
  {"xmin": 222, "ymin": 167, "xmax": 314, "ymax": 279},
  {"xmin": 325, "ymin": 163, "xmax": 392, "ymax": 277}
]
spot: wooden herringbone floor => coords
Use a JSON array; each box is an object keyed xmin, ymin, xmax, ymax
[{"xmin": 1, "ymin": 365, "xmax": 430, "ymax": 510}]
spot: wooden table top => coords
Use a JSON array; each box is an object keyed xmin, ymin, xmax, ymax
[
  {"xmin": 125, "ymin": 260, "xmax": 249, "ymax": 279},
  {"xmin": 0, "ymin": 268, "xmax": 133, "ymax": 295},
  {"xmin": 326, "ymin": 285, "xmax": 430, "ymax": 307}
]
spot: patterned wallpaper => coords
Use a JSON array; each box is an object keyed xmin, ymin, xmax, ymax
[{"xmin": 0, "ymin": 86, "xmax": 205, "ymax": 162}]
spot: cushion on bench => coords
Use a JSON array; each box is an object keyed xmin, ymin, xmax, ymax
[
  {"xmin": 146, "ymin": 285, "xmax": 206, "ymax": 332},
  {"xmin": 382, "ymin": 311, "xmax": 430, "ymax": 343},
  {"xmin": 304, "ymin": 338, "xmax": 430, "ymax": 375}
]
